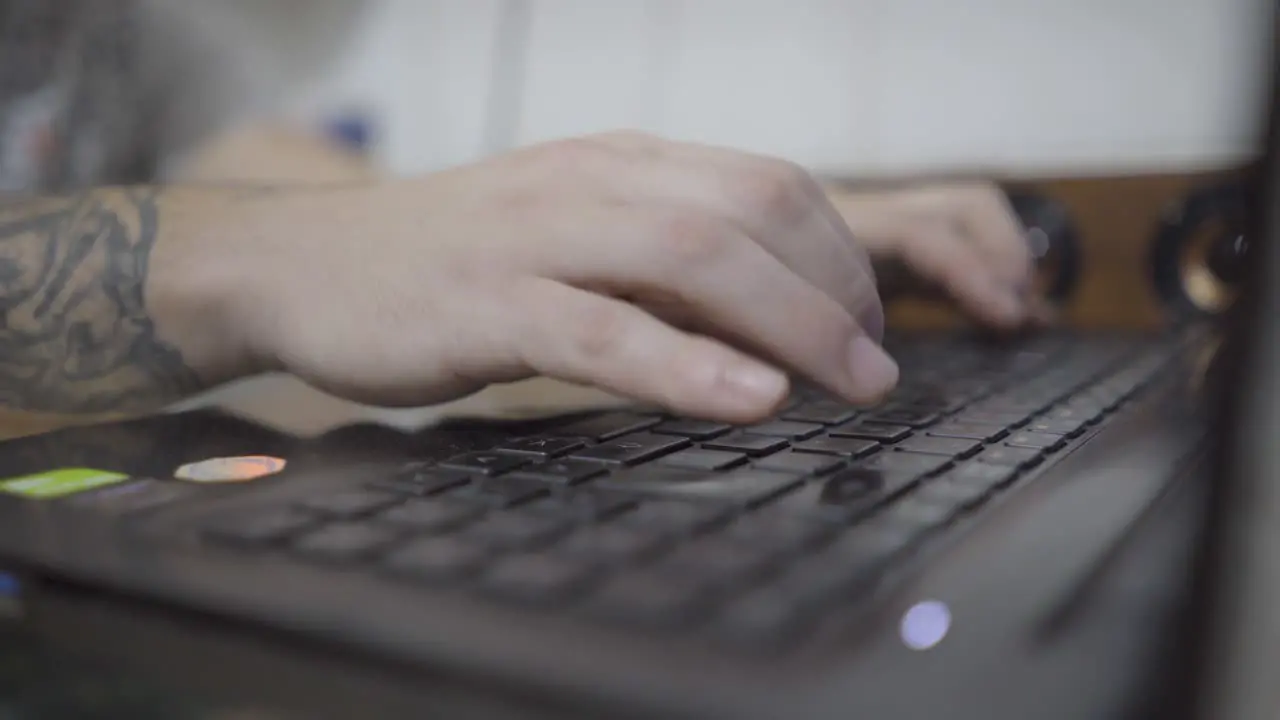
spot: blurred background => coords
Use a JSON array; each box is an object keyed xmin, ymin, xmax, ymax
[{"xmin": 193, "ymin": 0, "xmax": 1273, "ymax": 179}]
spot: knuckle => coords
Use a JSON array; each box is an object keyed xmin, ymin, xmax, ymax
[
  {"xmin": 730, "ymin": 160, "xmax": 811, "ymax": 223},
  {"xmin": 569, "ymin": 301, "xmax": 630, "ymax": 360},
  {"xmin": 654, "ymin": 210, "xmax": 736, "ymax": 269},
  {"xmin": 534, "ymin": 136, "xmax": 616, "ymax": 175},
  {"xmin": 897, "ymin": 216, "xmax": 951, "ymax": 252}
]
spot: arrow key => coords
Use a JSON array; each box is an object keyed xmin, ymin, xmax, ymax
[
  {"xmin": 439, "ymin": 452, "xmax": 529, "ymax": 476},
  {"xmin": 571, "ymin": 433, "xmax": 690, "ymax": 465}
]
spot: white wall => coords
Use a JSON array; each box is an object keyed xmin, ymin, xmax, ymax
[{"xmin": 289, "ymin": 0, "xmax": 1275, "ymax": 178}]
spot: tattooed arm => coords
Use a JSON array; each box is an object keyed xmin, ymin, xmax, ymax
[{"xmin": 0, "ymin": 188, "xmax": 252, "ymax": 417}]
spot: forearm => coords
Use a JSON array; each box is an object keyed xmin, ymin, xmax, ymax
[{"xmin": 0, "ymin": 187, "xmax": 266, "ymax": 416}]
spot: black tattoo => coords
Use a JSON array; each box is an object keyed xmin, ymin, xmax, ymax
[{"xmin": 0, "ymin": 189, "xmax": 201, "ymax": 413}]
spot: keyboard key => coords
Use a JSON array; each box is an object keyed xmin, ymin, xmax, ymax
[
  {"xmin": 556, "ymin": 412, "xmax": 660, "ymax": 440},
  {"xmin": 291, "ymin": 522, "xmax": 399, "ymax": 564},
  {"xmin": 203, "ymin": 507, "xmax": 320, "ymax": 547},
  {"xmin": 375, "ymin": 499, "xmax": 483, "ymax": 533},
  {"xmin": 911, "ymin": 477, "xmax": 992, "ymax": 511},
  {"xmin": 553, "ymin": 524, "xmax": 667, "ymax": 562},
  {"xmin": 1025, "ymin": 418, "xmax": 1087, "ymax": 437},
  {"xmin": 955, "ymin": 411, "xmax": 1030, "ymax": 427},
  {"xmin": 584, "ymin": 571, "xmax": 712, "ymax": 627},
  {"xmin": 895, "ymin": 436, "xmax": 982, "ymax": 458},
  {"xmin": 460, "ymin": 513, "xmax": 570, "ymax": 549},
  {"xmin": 782, "ymin": 401, "xmax": 860, "ymax": 425},
  {"xmin": 523, "ymin": 491, "xmax": 638, "ymax": 521},
  {"xmin": 601, "ymin": 467, "xmax": 802, "ymax": 507},
  {"xmin": 383, "ymin": 537, "xmax": 489, "ymax": 581},
  {"xmin": 439, "ymin": 452, "xmax": 529, "ymax": 476},
  {"xmin": 494, "ymin": 436, "xmax": 585, "ymax": 458},
  {"xmin": 857, "ymin": 452, "xmax": 950, "ymax": 477},
  {"xmin": 829, "ymin": 421, "xmax": 912, "ymax": 443},
  {"xmin": 863, "ymin": 408, "xmax": 939, "ymax": 428},
  {"xmin": 927, "ymin": 422, "xmax": 1007, "ymax": 442},
  {"xmin": 456, "ymin": 478, "xmax": 550, "ymax": 508},
  {"xmin": 570, "ymin": 433, "xmax": 690, "ymax": 465},
  {"xmin": 298, "ymin": 489, "xmax": 401, "ymax": 519},
  {"xmin": 702, "ymin": 432, "xmax": 790, "ymax": 456},
  {"xmin": 978, "ymin": 395, "xmax": 1049, "ymax": 413},
  {"xmin": 660, "ymin": 448, "xmax": 748, "ymax": 471},
  {"xmin": 791, "ymin": 436, "xmax": 880, "ymax": 458},
  {"xmin": 1005, "ymin": 431, "xmax": 1067, "ymax": 451},
  {"xmin": 1043, "ymin": 405, "xmax": 1102, "ymax": 425},
  {"xmin": 372, "ymin": 467, "xmax": 472, "ymax": 496},
  {"xmin": 974, "ymin": 446, "xmax": 1043, "ymax": 468},
  {"xmin": 480, "ymin": 555, "xmax": 594, "ymax": 602},
  {"xmin": 753, "ymin": 451, "xmax": 844, "ymax": 476},
  {"xmin": 945, "ymin": 462, "xmax": 1018, "ymax": 491},
  {"xmin": 614, "ymin": 501, "xmax": 733, "ymax": 534},
  {"xmin": 768, "ymin": 468, "xmax": 918, "ymax": 520},
  {"xmin": 880, "ymin": 497, "xmax": 960, "ymax": 531},
  {"xmin": 744, "ymin": 421, "xmax": 825, "ymax": 440},
  {"xmin": 508, "ymin": 459, "xmax": 607, "ymax": 486},
  {"xmin": 651, "ymin": 419, "xmax": 732, "ymax": 440}
]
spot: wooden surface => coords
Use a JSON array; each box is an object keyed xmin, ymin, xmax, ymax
[{"xmin": 0, "ymin": 166, "xmax": 1245, "ymax": 442}]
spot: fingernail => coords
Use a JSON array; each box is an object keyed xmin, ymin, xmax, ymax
[
  {"xmin": 847, "ymin": 336, "xmax": 899, "ymax": 402},
  {"xmin": 721, "ymin": 360, "xmax": 789, "ymax": 407}
]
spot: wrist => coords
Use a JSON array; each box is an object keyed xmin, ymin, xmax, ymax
[{"xmin": 146, "ymin": 189, "xmax": 290, "ymax": 387}]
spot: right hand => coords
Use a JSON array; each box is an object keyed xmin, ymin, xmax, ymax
[{"xmin": 227, "ymin": 132, "xmax": 898, "ymax": 423}]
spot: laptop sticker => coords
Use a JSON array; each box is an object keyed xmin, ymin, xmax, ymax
[
  {"xmin": 173, "ymin": 455, "xmax": 286, "ymax": 484},
  {"xmin": 0, "ymin": 468, "xmax": 130, "ymax": 499}
]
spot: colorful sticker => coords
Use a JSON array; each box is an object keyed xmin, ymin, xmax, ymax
[
  {"xmin": 0, "ymin": 468, "xmax": 130, "ymax": 499},
  {"xmin": 173, "ymin": 456, "xmax": 287, "ymax": 485}
]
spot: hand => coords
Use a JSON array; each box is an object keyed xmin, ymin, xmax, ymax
[
  {"xmin": 226, "ymin": 132, "xmax": 898, "ymax": 423},
  {"xmin": 825, "ymin": 181, "xmax": 1043, "ymax": 329}
]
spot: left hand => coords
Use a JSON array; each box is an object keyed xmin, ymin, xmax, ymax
[{"xmin": 826, "ymin": 181, "xmax": 1045, "ymax": 329}]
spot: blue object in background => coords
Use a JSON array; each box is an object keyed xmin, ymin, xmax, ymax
[
  {"xmin": 0, "ymin": 572, "xmax": 19, "ymax": 597},
  {"xmin": 325, "ymin": 111, "xmax": 375, "ymax": 155}
]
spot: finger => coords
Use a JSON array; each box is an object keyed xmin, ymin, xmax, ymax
[
  {"xmin": 893, "ymin": 218, "xmax": 1027, "ymax": 328},
  {"xmin": 533, "ymin": 202, "xmax": 898, "ymax": 404},
  {"xmin": 590, "ymin": 132, "xmax": 884, "ymax": 338},
  {"xmin": 508, "ymin": 278, "xmax": 789, "ymax": 422},
  {"xmin": 929, "ymin": 185, "xmax": 1034, "ymax": 289}
]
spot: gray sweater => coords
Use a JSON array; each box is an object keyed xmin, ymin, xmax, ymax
[{"xmin": 0, "ymin": 0, "xmax": 367, "ymax": 193}]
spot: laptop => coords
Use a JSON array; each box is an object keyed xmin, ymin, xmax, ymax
[{"xmin": 0, "ymin": 41, "xmax": 1276, "ymax": 720}]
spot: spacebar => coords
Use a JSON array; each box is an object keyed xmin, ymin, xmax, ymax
[{"xmin": 595, "ymin": 467, "xmax": 803, "ymax": 506}]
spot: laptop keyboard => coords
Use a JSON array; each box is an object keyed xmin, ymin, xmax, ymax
[{"xmin": 200, "ymin": 334, "xmax": 1179, "ymax": 652}]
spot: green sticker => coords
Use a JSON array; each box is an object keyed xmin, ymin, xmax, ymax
[{"xmin": 0, "ymin": 468, "xmax": 130, "ymax": 499}]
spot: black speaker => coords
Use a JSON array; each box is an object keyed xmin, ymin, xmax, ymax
[
  {"xmin": 1149, "ymin": 179, "xmax": 1250, "ymax": 321},
  {"xmin": 1004, "ymin": 187, "xmax": 1083, "ymax": 307}
]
